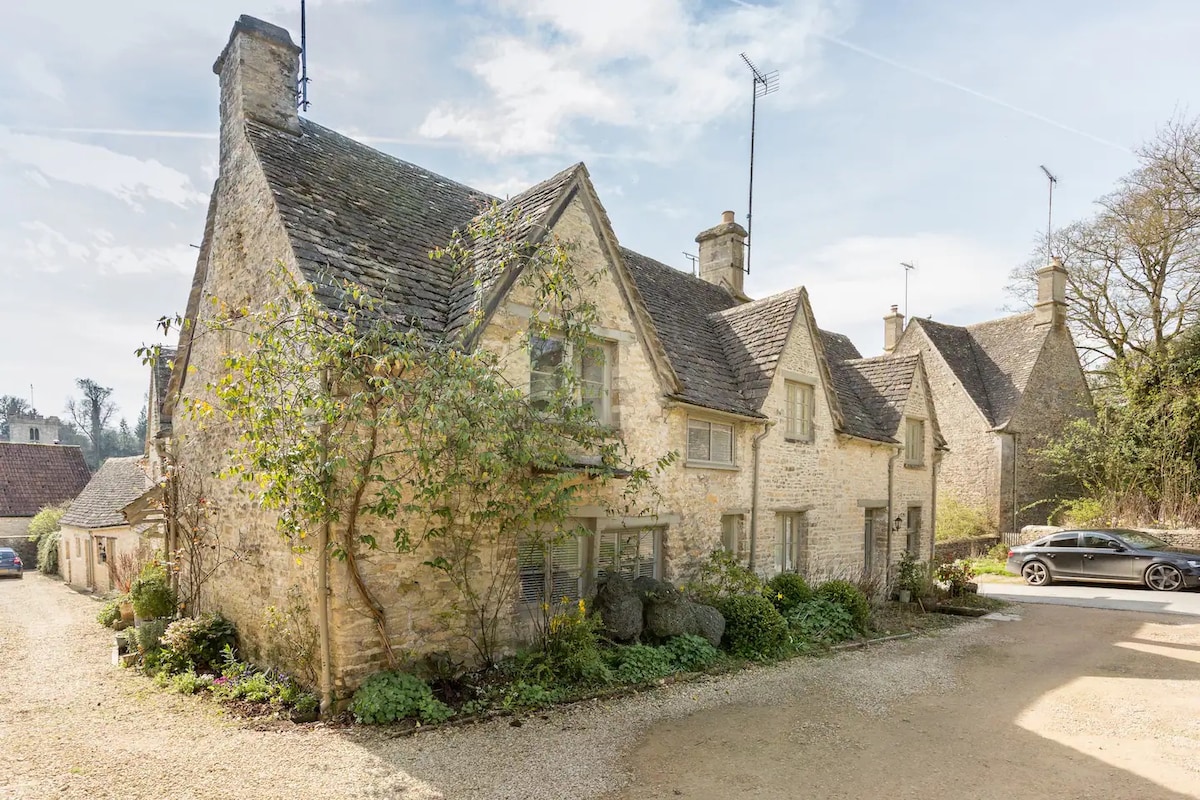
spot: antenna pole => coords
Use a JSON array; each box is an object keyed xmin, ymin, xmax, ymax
[
  {"xmin": 1040, "ymin": 165, "xmax": 1058, "ymax": 260},
  {"xmin": 901, "ymin": 262, "xmax": 915, "ymax": 318},
  {"xmin": 298, "ymin": 0, "xmax": 310, "ymax": 111},
  {"xmin": 740, "ymin": 53, "xmax": 778, "ymax": 277}
]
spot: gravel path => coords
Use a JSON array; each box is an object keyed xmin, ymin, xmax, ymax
[{"xmin": 6, "ymin": 573, "xmax": 1193, "ymax": 799}]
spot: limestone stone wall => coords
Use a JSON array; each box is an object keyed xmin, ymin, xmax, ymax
[
  {"xmin": 60, "ymin": 526, "xmax": 91, "ymax": 589},
  {"xmin": 1006, "ymin": 328, "xmax": 1093, "ymax": 530},
  {"xmin": 171, "ymin": 101, "xmax": 322, "ymax": 678},
  {"xmin": 895, "ymin": 328, "xmax": 1002, "ymax": 532},
  {"xmin": 1019, "ymin": 525, "xmax": 1200, "ymax": 550},
  {"xmin": 893, "ymin": 362, "xmax": 937, "ymax": 563}
]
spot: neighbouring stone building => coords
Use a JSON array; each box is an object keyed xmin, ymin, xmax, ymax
[
  {"xmin": 59, "ymin": 457, "xmax": 156, "ymax": 593},
  {"xmin": 2, "ymin": 412, "xmax": 63, "ymax": 445},
  {"xmin": 163, "ymin": 15, "xmax": 944, "ymax": 699},
  {"xmin": 892, "ymin": 258, "xmax": 1093, "ymax": 533},
  {"xmin": 0, "ymin": 441, "xmax": 91, "ymax": 567}
]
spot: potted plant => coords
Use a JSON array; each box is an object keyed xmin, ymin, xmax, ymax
[{"xmin": 895, "ymin": 550, "xmax": 923, "ymax": 604}]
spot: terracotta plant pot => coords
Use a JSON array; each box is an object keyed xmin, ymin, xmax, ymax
[{"xmin": 119, "ymin": 600, "xmax": 135, "ymax": 623}]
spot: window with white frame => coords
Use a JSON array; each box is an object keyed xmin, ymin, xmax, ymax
[
  {"xmin": 784, "ymin": 381, "xmax": 814, "ymax": 441},
  {"xmin": 774, "ymin": 512, "xmax": 807, "ymax": 573},
  {"xmin": 721, "ymin": 514, "xmax": 741, "ymax": 557},
  {"xmin": 905, "ymin": 418, "xmax": 925, "ymax": 465},
  {"xmin": 517, "ymin": 532, "xmax": 586, "ymax": 605},
  {"xmin": 687, "ymin": 419, "xmax": 734, "ymax": 465},
  {"xmin": 596, "ymin": 527, "xmax": 660, "ymax": 581},
  {"xmin": 529, "ymin": 334, "xmax": 612, "ymax": 423}
]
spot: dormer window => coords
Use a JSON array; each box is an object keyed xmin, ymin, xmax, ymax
[{"xmin": 784, "ymin": 381, "xmax": 814, "ymax": 441}]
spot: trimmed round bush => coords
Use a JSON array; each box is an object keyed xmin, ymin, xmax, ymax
[
  {"xmin": 130, "ymin": 570, "xmax": 176, "ymax": 619},
  {"xmin": 350, "ymin": 671, "xmax": 453, "ymax": 725},
  {"xmin": 814, "ymin": 580, "xmax": 870, "ymax": 632},
  {"xmin": 765, "ymin": 572, "xmax": 812, "ymax": 614},
  {"xmin": 714, "ymin": 593, "xmax": 789, "ymax": 659}
]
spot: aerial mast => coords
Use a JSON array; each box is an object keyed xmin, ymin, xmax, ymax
[{"xmin": 739, "ymin": 53, "xmax": 778, "ymax": 276}]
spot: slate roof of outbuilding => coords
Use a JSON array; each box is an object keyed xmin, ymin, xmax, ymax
[
  {"xmin": 59, "ymin": 457, "xmax": 153, "ymax": 530},
  {"xmin": 907, "ymin": 313, "xmax": 1047, "ymax": 428},
  {"xmin": 0, "ymin": 443, "xmax": 91, "ymax": 517},
  {"xmin": 237, "ymin": 116, "xmax": 924, "ymax": 436}
]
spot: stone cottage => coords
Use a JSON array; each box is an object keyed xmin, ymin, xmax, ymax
[
  {"xmin": 891, "ymin": 258, "xmax": 1093, "ymax": 533},
  {"xmin": 0, "ymin": 441, "xmax": 91, "ymax": 567},
  {"xmin": 59, "ymin": 457, "xmax": 155, "ymax": 593},
  {"xmin": 163, "ymin": 15, "xmax": 944, "ymax": 700}
]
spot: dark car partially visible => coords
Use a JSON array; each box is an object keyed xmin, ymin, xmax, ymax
[
  {"xmin": 0, "ymin": 547, "xmax": 23, "ymax": 578},
  {"xmin": 1006, "ymin": 529, "xmax": 1200, "ymax": 592}
]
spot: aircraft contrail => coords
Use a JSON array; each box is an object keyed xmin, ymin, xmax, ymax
[{"xmin": 818, "ymin": 33, "xmax": 1132, "ymax": 154}]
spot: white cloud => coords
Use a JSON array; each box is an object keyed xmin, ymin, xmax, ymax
[
  {"xmin": 0, "ymin": 128, "xmax": 207, "ymax": 208},
  {"xmin": 8, "ymin": 222, "xmax": 195, "ymax": 277},
  {"xmin": 14, "ymin": 53, "xmax": 65, "ymax": 102},
  {"xmin": 419, "ymin": 0, "xmax": 847, "ymax": 157}
]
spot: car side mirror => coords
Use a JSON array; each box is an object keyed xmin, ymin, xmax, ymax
[{"xmin": 1108, "ymin": 542, "xmax": 1125, "ymax": 551}]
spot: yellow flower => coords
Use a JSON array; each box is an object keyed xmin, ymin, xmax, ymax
[{"xmin": 776, "ymin": 592, "xmax": 784, "ymax": 600}]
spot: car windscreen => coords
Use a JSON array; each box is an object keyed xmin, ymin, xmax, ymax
[{"xmin": 1113, "ymin": 530, "xmax": 1168, "ymax": 550}]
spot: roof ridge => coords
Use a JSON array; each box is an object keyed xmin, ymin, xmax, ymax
[
  {"xmin": 710, "ymin": 286, "xmax": 803, "ymax": 320},
  {"xmin": 617, "ymin": 246, "xmax": 742, "ymax": 304}
]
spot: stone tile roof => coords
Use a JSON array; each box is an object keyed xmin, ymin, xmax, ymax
[
  {"xmin": 619, "ymin": 248, "xmax": 753, "ymax": 415},
  {"xmin": 237, "ymin": 116, "xmax": 922, "ymax": 438},
  {"xmin": 713, "ymin": 289, "xmax": 803, "ymax": 412},
  {"xmin": 247, "ymin": 119, "xmax": 492, "ymax": 334},
  {"xmin": 60, "ymin": 457, "xmax": 153, "ymax": 530},
  {"xmin": 909, "ymin": 313, "xmax": 1046, "ymax": 428},
  {"xmin": 0, "ymin": 443, "xmax": 91, "ymax": 517}
]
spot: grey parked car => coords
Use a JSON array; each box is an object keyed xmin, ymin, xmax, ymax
[
  {"xmin": 1006, "ymin": 529, "xmax": 1200, "ymax": 592},
  {"xmin": 0, "ymin": 547, "xmax": 23, "ymax": 578}
]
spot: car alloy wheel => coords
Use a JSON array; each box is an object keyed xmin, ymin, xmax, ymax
[
  {"xmin": 1145, "ymin": 563, "xmax": 1183, "ymax": 592},
  {"xmin": 1022, "ymin": 560, "xmax": 1050, "ymax": 586}
]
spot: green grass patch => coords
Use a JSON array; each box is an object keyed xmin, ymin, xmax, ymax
[{"xmin": 968, "ymin": 557, "xmax": 1013, "ymax": 576}]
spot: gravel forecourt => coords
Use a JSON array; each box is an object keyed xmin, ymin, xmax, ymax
[{"xmin": 2, "ymin": 574, "xmax": 1197, "ymax": 800}]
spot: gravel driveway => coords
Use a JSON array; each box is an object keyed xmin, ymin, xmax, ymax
[{"xmin": 2, "ymin": 574, "xmax": 1197, "ymax": 800}]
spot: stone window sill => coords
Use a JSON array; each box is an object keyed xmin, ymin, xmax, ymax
[
  {"xmin": 784, "ymin": 435, "xmax": 814, "ymax": 444},
  {"xmin": 684, "ymin": 461, "xmax": 740, "ymax": 472},
  {"xmin": 903, "ymin": 462, "xmax": 926, "ymax": 470}
]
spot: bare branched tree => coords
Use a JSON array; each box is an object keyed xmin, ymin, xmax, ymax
[
  {"xmin": 67, "ymin": 378, "xmax": 116, "ymax": 465},
  {"xmin": 1008, "ymin": 115, "xmax": 1200, "ymax": 373}
]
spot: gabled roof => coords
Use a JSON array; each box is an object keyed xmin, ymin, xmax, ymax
[
  {"xmin": 713, "ymin": 289, "xmax": 804, "ymax": 412},
  {"xmin": 0, "ymin": 443, "xmax": 91, "ymax": 517},
  {"xmin": 905, "ymin": 313, "xmax": 1047, "ymax": 428},
  {"xmin": 60, "ymin": 457, "xmax": 153, "ymax": 530}
]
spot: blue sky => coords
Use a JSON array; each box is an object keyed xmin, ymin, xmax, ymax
[{"xmin": 1, "ymin": 0, "xmax": 1197, "ymax": 425}]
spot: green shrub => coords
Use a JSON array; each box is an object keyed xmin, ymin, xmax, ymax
[
  {"xmin": 896, "ymin": 550, "xmax": 925, "ymax": 595},
  {"xmin": 350, "ymin": 671, "xmax": 453, "ymax": 725},
  {"xmin": 683, "ymin": 549, "xmax": 762, "ymax": 604},
  {"xmin": 787, "ymin": 598, "xmax": 856, "ymax": 644},
  {"xmin": 36, "ymin": 531, "xmax": 60, "ymax": 575},
  {"xmin": 130, "ymin": 567, "xmax": 176, "ymax": 619},
  {"xmin": 607, "ymin": 644, "xmax": 678, "ymax": 684},
  {"xmin": 520, "ymin": 601, "xmax": 612, "ymax": 688},
  {"xmin": 160, "ymin": 613, "xmax": 238, "ymax": 672},
  {"xmin": 765, "ymin": 572, "xmax": 812, "ymax": 613},
  {"xmin": 97, "ymin": 600, "xmax": 123, "ymax": 629},
  {"xmin": 132, "ymin": 619, "xmax": 168, "ymax": 655},
  {"xmin": 987, "ymin": 541, "xmax": 1011, "ymax": 562},
  {"xmin": 664, "ymin": 634, "xmax": 720, "ymax": 672},
  {"xmin": 499, "ymin": 680, "xmax": 555, "ymax": 710},
  {"xmin": 814, "ymin": 580, "xmax": 870, "ymax": 632},
  {"xmin": 714, "ymin": 594, "xmax": 789, "ymax": 660},
  {"xmin": 1053, "ymin": 496, "xmax": 1107, "ymax": 527},
  {"xmin": 170, "ymin": 670, "xmax": 214, "ymax": 695},
  {"xmin": 935, "ymin": 497, "xmax": 997, "ymax": 541}
]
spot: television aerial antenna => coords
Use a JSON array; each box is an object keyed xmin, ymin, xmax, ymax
[
  {"xmin": 740, "ymin": 52, "xmax": 778, "ymax": 276},
  {"xmin": 1039, "ymin": 165, "xmax": 1058, "ymax": 260},
  {"xmin": 297, "ymin": 0, "xmax": 311, "ymax": 111},
  {"xmin": 901, "ymin": 262, "xmax": 915, "ymax": 318}
]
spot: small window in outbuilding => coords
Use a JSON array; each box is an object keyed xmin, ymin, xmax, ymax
[{"xmin": 29, "ymin": 427, "xmax": 40, "ymax": 441}]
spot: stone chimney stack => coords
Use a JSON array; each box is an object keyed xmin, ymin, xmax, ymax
[
  {"xmin": 1034, "ymin": 256, "xmax": 1068, "ymax": 328},
  {"xmin": 213, "ymin": 16, "xmax": 302, "ymax": 144},
  {"xmin": 695, "ymin": 210, "xmax": 750, "ymax": 302},
  {"xmin": 883, "ymin": 305, "xmax": 905, "ymax": 353}
]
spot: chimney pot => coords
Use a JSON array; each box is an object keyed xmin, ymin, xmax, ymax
[
  {"xmin": 721, "ymin": 210, "xmax": 735, "ymax": 224},
  {"xmin": 1034, "ymin": 256, "xmax": 1068, "ymax": 328}
]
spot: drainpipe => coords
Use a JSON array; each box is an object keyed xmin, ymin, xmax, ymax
[
  {"xmin": 886, "ymin": 447, "xmax": 899, "ymax": 582},
  {"xmin": 748, "ymin": 421, "xmax": 776, "ymax": 574},
  {"xmin": 929, "ymin": 455, "xmax": 940, "ymax": 564},
  {"xmin": 316, "ymin": 368, "xmax": 334, "ymax": 718},
  {"xmin": 1010, "ymin": 432, "xmax": 1019, "ymax": 536}
]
